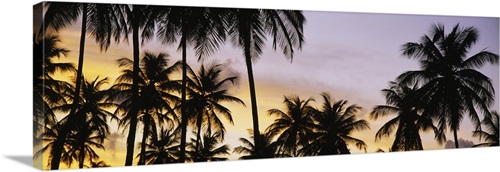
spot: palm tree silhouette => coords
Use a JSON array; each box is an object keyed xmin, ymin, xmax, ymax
[
  {"xmin": 185, "ymin": 63, "xmax": 245, "ymax": 153},
  {"xmin": 156, "ymin": 7, "xmax": 228, "ymax": 162},
  {"xmin": 43, "ymin": 2, "xmax": 124, "ymax": 169},
  {"xmin": 300, "ymin": 93, "xmax": 370, "ymax": 155},
  {"xmin": 34, "ymin": 125, "xmax": 73, "ymax": 169},
  {"xmin": 233, "ymin": 129, "xmax": 287, "ymax": 159},
  {"xmin": 139, "ymin": 126, "xmax": 181, "ymax": 164},
  {"xmin": 473, "ymin": 111, "xmax": 499, "ymax": 147},
  {"xmin": 265, "ymin": 95, "xmax": 316, "ymax": 156},
  {"xmin": 109, "ymin": 52, "xmax": 180, "ymax": 165},
  {"xmin": 226, "ymin": 9, "xmax": 305, "ymax": 156},
  {"xmin": 397, "ymin": 23, "xmax": 499, "ymax": 148},
  {"xmin": 33, "ymin": 34, "xmax": 73, "ymax": 136},
  {"xmin": 370, "ymin": 82, "xmax": 444, "ymax": 151},
  {"xmin": 187, "ymin": 132, "xmax": 230, "ymax": 162},
  {"xmin": 52, "ymin": 77, "xmax": 116, "ymax": 168},
  {"xmin": 87, "ymin": 160, "xmax": 110, "ymax": 168}
]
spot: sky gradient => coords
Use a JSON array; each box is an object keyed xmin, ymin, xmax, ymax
[{"xmin": 39, "ymin": 5, "xmax": 499, "ymax": 168}]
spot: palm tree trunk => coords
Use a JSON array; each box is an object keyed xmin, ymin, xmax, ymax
[
  {"xmin": 179, "ymin": 23, "xmax": 188, "ymax": 163},
  {"xmin": 50, "ymin": 4, "xmax": 88, "ymax": 170},
  {"xmin": 244, "ymin": 33, "xmax": 262, "ymax": 158},
  {"xmin": 139, "ymin": 114, "xmax": 150, "ymax": 165},
  {"xmin": 78, "ymin": 146, "xmax": 85, "ymax": 168},
  {"xmin": 453, "ymin": 127, "xmax": 459, "ymax": 148},
  {"xmin": 195, "ymin": 110, "xmax": 203, "ymax": 153},
  {"xmin": 125, "ymin": 10, "xmax": 140, "ymax": 166}
]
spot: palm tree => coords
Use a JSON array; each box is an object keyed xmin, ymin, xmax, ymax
[
  {"xmin": 109, "ymin": 52, "xmax": 180, "ymax": 165},
  {"xmin": 87, "ymin": 160, "xmax": 110, "ymax": 168},
  {"xmin": 473, "ymin": 111, "xmax": 499, "ymax": 147},
  {"xmin": 43, "ymin": 2, "xmax": 124, "ymax": 169},
  {"xmin": 34, "ymin": 125, "xmax": 74, "ymax": 169},
  {"xmin": 226, "ymin": 9, "xmax": 306, "ymax": 156},
  {"xmin": 187, "ymin": 132, "xmax": 230, "ymax": 162},
  {"xmin": 397, "ymin": 23, "xmax": 499, "ymax": 148},
  {"xmin": 156, "ymin": 6, "xmax": 228, "ymax": 162},
  {"xmin": 140, "ymin": 126, "xmax": 181, "ymax": 165},
  {"xmin": 370, "ymin": 82, "xmax": 444, "ymax": 151},
  {"xmin": 186, "ymin": 63, "xmax": 245, "ymax": 152},
  {"xmin": 300, "ymin": 93, "xmax": 370, "ymax": 155},
  {"xmin": 52, "ymin": 77, "xmax": 116, "ymax": 168},
  {"xmin": 233, "ymin": 129, "xmax": 287, "ymax": 159},
  {"xmin": 265, "ymin": 95, "xmax": 316, "ymax": 156},
  {"xmin": 33, "ymin": 34, "xmax": 73, "ymax": 136}
]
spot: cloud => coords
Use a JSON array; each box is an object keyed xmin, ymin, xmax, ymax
[
  {"xmin": 104, "ymin": 132, "xmax": 124, "ymax": 159},
  {"xmin": 445, "ymin": 138, "xmax": 475, "ymax": 148},
  {"xmin": 219, "ymin": 58, "xmax": 242, "ymax": 89}
]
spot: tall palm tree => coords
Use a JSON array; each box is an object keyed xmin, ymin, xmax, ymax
[
  {"xmin": 187, "ymin": 132, "xmax": 230, "ymax": 162},
  {"xmin": 300, "ymin": 93, "xmax": 370, "ymax": 155},
  {"xmin": 109, "ymin": 52, "xmax": 180, "ymax": 165},
  {"xmin": 397, "ymin": 23, "xmax": 499, "ymax": 148},
  {"xmin": 233, "ymin": 129, "xmax": 287, "ymax": 159},
  {"xmin": 473, "ymin": 111, "xmax": 499, "ymax": 147},
  {"xmin": 370, "ymin": 82, "xmax": 443, "ymax": 151},
  {"xmin": 186, "ymin": 63, "xmax": 245, "ymax": 152},
  {"xmin": 43, "ymin": 2, "xmax": 125, "ymax": 169},
  {"xmin": 226, "ymin": 9, "xmax": 306, "ymax": 155},
  {"xmin": 265, "ymin": 95, "xmax": 316, "ymax": 156},
  {"xmin": 140, "ymin": 126, "xmax": 181, "ymax": 165},
  {"xmin": 156, "ymin": 6, "xmax": 228, "ymax": 162}
]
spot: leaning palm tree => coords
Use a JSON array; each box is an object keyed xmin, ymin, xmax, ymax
[
  {"xmin": 43, "ymin": 2, "xmax": 125, "ymax": 169},
  {"xmin": 265, "ymin": 95, "xmax": 316, "ymax": 157},
  {"xmin": 156, "ymin": 6, "xmax": 228, "ymax": 162},
  {"xmin": 300, "ymin": 93, "xmax": 370, "ymax": 155},
  {"xmin": 233, "ymin": 129, "xmax": 287, "ymax": 159},
  {"xmin": 370, "ymin": 82, "xmax": 444, "ymax": 151},
  {"xmin": 109, "ymin": 52, "xmax": 180, "ymax": 165},
  {"xmin": 397, "ymin": 23, "xmax": 499, "ymax": 148},
  {"xmin": 140, "ymin": 126, "xmax": 181, "ymax": 165},
  {"xmin": 473, "ymin": 111, "xmax": 499, "ymax": 147},
  {"xmin": 186, "ymin": 63, "xmax": 245, "ymax": 152},
  {"xmin": 187, "ymin": 132, "xmax": 230, "ymax": 162},
  {"xmin": 226, "ymin": 9, "xmax": 306, "ymax": 155}
]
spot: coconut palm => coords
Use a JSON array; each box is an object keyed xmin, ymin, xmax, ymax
[
  {"xmin": 140, "ymin": 126, "xmax": 181, "ymax": 165},
  {"xmin": 109, "ymin": 52, "xmax": 180, "ymax": 165},
  {"xmin": 156, "ymin": 6, "xmax": 228, "ymax": 162},
  {"xmin": 265, "ymin": 95, "xmax": 316, "ymax": 156},
  {"xmin": 370, "ymin": 82, "xmax": 444, "ymax": 151},
  {"xmin": 43, "ymin": 2, "xmax": 125, "ymax": 169},
  {"xmin": 34, "ymin": 124, "xmax": 74, "ymax": 169},
  {"xmin": 185, "ymin": 63, "xmax": 245, "ymax": 152},
  {"xmin": 473, "ymin": 111, "xmax": 499, "ymax": 147},
  {"xmin": 300, "ymin": 93, "xmax": 370, "ymax": 155},
  {"xmin": 33, "ymin": 34, "xmax": 73, "ymax": 136},
  {"xmin": 226, "ymin": 9, "xmax": 306, "ymax": 156},
  {"xmin": 397, "ymin": 23, "xmax": 499, "ymax": 148},
  {"xmin": 233, "ymin": 129, "xmax": 287, "ymax": 159},
  {"xmin": 187, "ymin": 132, "xmax": 230, "ymax": 162},
  {"xmin": 52, "ymin": 77, "xmax": 116, "ymax": 168}
]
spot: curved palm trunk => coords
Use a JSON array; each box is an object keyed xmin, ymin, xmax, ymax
[
  {"xmin": 179, "ymin": 24, "xmax": 188, "ymax": 162},
  {"xmin": 50, "ymin": 4, "xmax": 88, "ymax": 169},
  {"xmin": 125, "ymin": 11, "xmax": 140, "ymax": 166},
  {"xmin": 138, "ymin": 113, "xmax": 150, "ymax": 165},
  {"xmin": 195, "ymin": 110, "xmax": 203, "ymax": 153},
  {"xmin": 244, "ymin": 34, "xmax": 262, "ymax": 158}
]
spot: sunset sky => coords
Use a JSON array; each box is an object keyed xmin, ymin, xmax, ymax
[{"xmin": 37, "ymin": 5, "xmax": 499, "ymax": 168}]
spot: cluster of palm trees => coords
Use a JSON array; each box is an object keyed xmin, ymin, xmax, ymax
[
  {"xmin": 370, "ymin": 23, "xmax": 499, "ymax": 151},
  {"xmin": 234, "ymin": 93, "xmax": 370, "ymax": 159},
  {"xmin": 34, "ymin": 1, "xmax": 305, "ymax": 169},
  {"xmin": 33, "ymin": 1, "xmax": 499, "ymax": 170}
]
